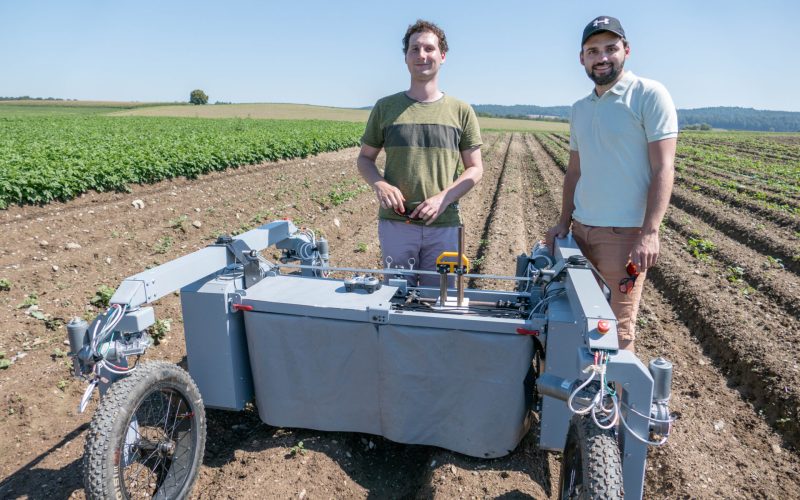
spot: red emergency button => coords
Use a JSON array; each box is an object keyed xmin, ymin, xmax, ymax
[{"xmin": 597, "ymin": 320, "xmax": 610, "ymax": 334}]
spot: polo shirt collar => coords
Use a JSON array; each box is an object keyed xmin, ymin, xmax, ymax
[{"xmin": 588, "ymin": 70, "xmax": 635, "ymax": 101}]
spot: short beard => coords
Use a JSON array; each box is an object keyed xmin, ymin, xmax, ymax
[{"xmin": 587, "ymin": 60, "xmax": 624, "ymax": 86}]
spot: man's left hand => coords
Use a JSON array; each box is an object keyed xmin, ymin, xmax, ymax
[
  {"xmin": 410, "ymin": 192, "xmax": 448, "ymax": 225},
  {"xmin": 629, "ymin": 230, "xmax": 660, "ymax": 272}
]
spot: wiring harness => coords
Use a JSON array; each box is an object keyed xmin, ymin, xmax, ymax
[{"xmin": 566, "ymin": 350, "xmax": 676, "ymax": 445}]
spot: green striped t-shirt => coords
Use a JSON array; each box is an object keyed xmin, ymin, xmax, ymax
[{"xmin": 361, "ymin": 92, "xmax": 482, "ymax": 226}]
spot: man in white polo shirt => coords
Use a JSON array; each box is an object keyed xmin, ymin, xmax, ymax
[{"xmin": 546, "ymin": 16, "xmax": 678, "ymax": 353}]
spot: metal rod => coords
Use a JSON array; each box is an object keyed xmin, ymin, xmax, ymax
[
  {"xmin": 439, "ymin": 272, "xmax": 448, "ymax": 306},
  {"xmin": 457, "ymin": 226, "xmax": 465, "ymax": 307},
  {"xmin": 271, "ymin": 262, "xmax": 534, "ymax": 282},
  {"xmin": 417, "ymin": 297, "xmax": 504, "ymax": 307}
]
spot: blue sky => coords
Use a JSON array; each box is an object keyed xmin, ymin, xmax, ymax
[{"xmin": 1, "ymin": 1, "xmax": 798, "ymax": 111}]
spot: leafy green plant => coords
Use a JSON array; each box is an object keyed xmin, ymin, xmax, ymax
[
  {"xmin": 726, "ymin": 266, "xmax": 745, "ymax": 283},
  {"xmin": 0, "ymin": 278, "xmax": 11, "ymax": 291},
  {"xmin": 686, "ymin": 237, "xmax": 716, "ymax": 260},
  {"xmin": 149, "ymin": 318, "xmax": 172, "ymax": 345},
  {"xmin": 354, "ymin": 242, "xmax": 368, "ymax": 253},
  {"xmin": 0, "ymin": 117, "xmax": 362, "ymax": 209},
  {"xmin": 90, "ymin": 285, "xmax": 115, "ymax": 308},
  {"xmin": 169, "ymin": 214, "xmax": 188, "ymax": 233},
  {"xmin": 289, "ymin": 441, "xmax": 306, "ymax": 456},
  {"xmin": 154, "ymin": 236, "xmax": 174, "ymax": 254},
  {"xmin": 56, "ymin": 379, "xmax": 68, "ymax": 391},
  {"xmin": 326, "ymin": 179, "xmax": 369, "ymax": 207},
  {"xmin": 18, "ymin": 293, "xmax": 38, "ymax": 308}
]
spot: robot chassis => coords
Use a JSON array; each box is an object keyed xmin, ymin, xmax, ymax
[{"xmin": 68, "ymin": 220, "xmax": 673, "ymax": 499}]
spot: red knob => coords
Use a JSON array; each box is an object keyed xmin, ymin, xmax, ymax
[{"xmin": 597, "ymin": 320, "xmax": 610, "ymax": 334}]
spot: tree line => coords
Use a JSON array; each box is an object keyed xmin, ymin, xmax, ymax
[{"xmin": 472, "ymin": 104, "xmax": 800, "ymax": 132}]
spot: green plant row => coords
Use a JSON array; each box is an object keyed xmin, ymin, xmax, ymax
[{"xmin": 0, "ymin": 116, "xmax": 364, "ymax": 208}]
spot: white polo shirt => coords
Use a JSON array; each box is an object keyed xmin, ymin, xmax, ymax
[{"xmin": 569, "ymin": 71, "xmax": 678, "ymax": 227}]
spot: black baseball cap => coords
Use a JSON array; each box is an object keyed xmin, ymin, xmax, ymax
[{"xmin": 582, "ymin": 16, "xmax": 626, "ymax": 46}]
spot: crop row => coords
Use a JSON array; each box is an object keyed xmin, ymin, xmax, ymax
[{"xmin": 0, "ymin": 116, "xmax": 364, "ymax": 208}]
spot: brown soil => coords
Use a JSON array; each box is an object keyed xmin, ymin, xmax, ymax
[{"xmin": 1, "ymin": 134, "xmax": 799, "ymax": 499}]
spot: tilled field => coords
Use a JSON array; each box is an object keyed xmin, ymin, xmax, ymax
[{"xmin": 1, "ymin": 133, "xmax": 799, "ymax": 499}]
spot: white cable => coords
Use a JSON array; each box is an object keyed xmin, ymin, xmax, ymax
[
  {"xmin": 567, "ymin": 370, "xmax": 598, "ymax": 415},
  {"xmin": 591, "ymin": 395, "xmax": 619, "ymax": 429},
  {"xmin": 618, "ymin": 407, "xmax": 669, "ymax": 446}
]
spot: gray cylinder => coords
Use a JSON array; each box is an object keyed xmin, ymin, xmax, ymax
[
  {"xmin": 531, "ymin": 241, "xmax": 554, "ymax": 270},
  {"xmin": 317, "ymin": 238, "xmax": 329, "ymax": 261},
  {"xmin": 536, "ymin": 373, "xmax": 576, "ymax": 402},
  {"xmin": 66, "ymin": 317, "xmax": 89, "ymax": 355},
  {"xmin": 649, "ymin": 357, "xmax": 673, "ymax": 401}
]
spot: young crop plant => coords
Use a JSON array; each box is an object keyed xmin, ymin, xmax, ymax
[
  {"xmin": 0, "ymin": 278, "xmax": 11, "ymax": 291},
  {"xmin": 355, "ymin": 242, "xmax": 368, "ymax": 253},
  {"xmin": 726, "ymin": 266, "xmax": 745, "ymax": 283},
  {"xmin": 0, "ymin": 117, "xmax": 363, "ymax": 209},
  {"xmin": 149, "ymin": 318, "xmax": 172, "ymax": 345},
  {"xmin": 327, "ymin": 179, "xmax": 369, "ymax": 207},
  {"xmin": 686, "ymin": 237, "xmax": 716, "ymax": 261},
  {"xmin": 169, "ymin": 214, "xmax": 189, "ymax": 233},
  {"xmin": 18, "ymin": 293, "xmax": 38, "ymax": 308},
  {"xmin": 154, "ymin": 236, "xmax": 174, "ymax": 254},
  {"xmin": 90, "ymin": 285, "xmax": 116, "ymax": 308}
]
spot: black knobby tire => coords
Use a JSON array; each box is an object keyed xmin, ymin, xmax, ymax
[
  {"xmin": 559, "ymin": 414, "xmax": 624, "ymax": 499},
  {"xmin": 83, "ymin": 361, "xmax": 206, "ymax": 499}
]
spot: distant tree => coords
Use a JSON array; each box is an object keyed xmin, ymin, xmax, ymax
[{"xmin": 189, "ymin": 89, "xmax": 208, "ymax": 105}]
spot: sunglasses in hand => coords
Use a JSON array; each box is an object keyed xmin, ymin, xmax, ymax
[
  {"xmin": 618, "ymin": 261, "xmax": 640, "ymax": 294},
  {"xmin": 395, "ymin": 202, "xmax": 423, "ymax": 221}
]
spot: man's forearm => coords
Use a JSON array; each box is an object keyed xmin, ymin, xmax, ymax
[
  {"xmin": 559, "ymin": 152, "xmax": 580, "ymax": 225},
  {"xmin": 642, "ymin": 137, "xmax": 677, "ymax": 233},
  {"xmin": 641, "ymin": 167, "xmax": 674, "ymax": 234},
  {"xmin": 441, "ymin": 164, "xmax": 483, "ymax": 205},
  {"xmin": 356, "ymin": 154, "xmax": 384, "ymax": 187}
]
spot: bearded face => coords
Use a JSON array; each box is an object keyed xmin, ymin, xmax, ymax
[{"xmin": 580, "ymin": 32, "xmax": 629, "ymax": 88}]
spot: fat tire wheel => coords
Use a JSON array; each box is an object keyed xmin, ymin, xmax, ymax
[
  {"xmin": 559, "ymin": 414, "xmax": 623, "ymax": 500},
  {"xmin": 83, "ymin": 361, "xmax": 206, "ymax": 500}
]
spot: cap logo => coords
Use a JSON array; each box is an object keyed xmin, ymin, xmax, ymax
[{"xmin": 593, "ymin": 17, "xmax": 610, "ymax": 28}]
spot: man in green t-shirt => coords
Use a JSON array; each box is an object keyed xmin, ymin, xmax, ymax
[{"xmin": 357, "ymin": 19, "xmax": 483, "ymax": 286}]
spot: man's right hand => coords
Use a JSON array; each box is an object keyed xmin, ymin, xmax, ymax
[
  {"xmin": 546, "ymin": 221, "xmax": 571, "ymax": 251},
  {"xmin": 372, "ymin": 180, "xmax": 406, "ymax": 213}
]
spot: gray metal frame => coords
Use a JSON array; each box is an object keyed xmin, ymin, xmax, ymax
[{"xmin": 71, "ymin": 220, "xmax": 668, "ymax": 500}]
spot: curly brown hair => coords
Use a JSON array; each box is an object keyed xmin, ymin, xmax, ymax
[{"xmin": 402, "ymin": 19, "xmax": 448, "ymax": 55}]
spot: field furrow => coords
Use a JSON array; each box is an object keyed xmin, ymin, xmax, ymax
[
  {"xmin": 670, "ymin": 185, "xmax": 800, "ymax": 276},
  {"xmin": 3, "ymin": 130, "xmax": 800, "ymax": 500},
  {"xmin": 528, "ymin": 134, "xmax": 800, "ymax": 497},
  {"xmin": 673, "ymin": 176, "xmax": 800, "ymax": 229}
]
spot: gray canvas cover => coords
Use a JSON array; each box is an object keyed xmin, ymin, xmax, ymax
[{"xmin": 243, "ymin": 311, "xmax": 533, "ymax": 457}]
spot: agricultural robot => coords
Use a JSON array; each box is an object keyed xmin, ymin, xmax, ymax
[{"xmin": 67, "ymin": 220, "xmax": 674, "ymax": 499}]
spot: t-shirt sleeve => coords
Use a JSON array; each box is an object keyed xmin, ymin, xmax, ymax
[
  {"xmin": 569, "ymin": 105, "xmax": 579, "ymax": 151},
  {"xmin": 459, "ymin": 105, "xmax": 483, "ymax": 150},
  {"xmin": 361, "ymin": 102, "xmax": 384, "ymax": 148},
  {"xmin": 643, "ymin": 84, "xmax": 679, "ymax": 142}
]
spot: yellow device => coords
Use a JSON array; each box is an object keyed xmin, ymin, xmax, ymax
[{"xmin": 435, "ymin": 252, "xmax": 470, "ymax": 273}]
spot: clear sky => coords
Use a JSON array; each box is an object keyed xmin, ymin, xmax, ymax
[{"xmin": 1, "ymin": 1, "xmax": 797, "ymax": 111}]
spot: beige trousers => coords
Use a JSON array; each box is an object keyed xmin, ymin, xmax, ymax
[{"xmin": 571, "ymin": 221, "xmax": 647, "ymax": 352}]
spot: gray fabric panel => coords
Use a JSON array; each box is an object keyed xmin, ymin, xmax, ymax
[
  {"xmin": 243, "ymin": 312, "xmax": 533, "ymax": 458},
  {"xmin": 244, "ymin": 313, "xmax": 382, "ymax": 434},
  {"xmin": 378, "ymin": 324, "xmax": 533, "ymax": 457},
  {"xmin": 384, "ymin": 123, "xmax": 461, "ymax": 150}
]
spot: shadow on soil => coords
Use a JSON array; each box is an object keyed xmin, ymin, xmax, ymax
[
  {"xmin": 0, "ymin": 423, "xmax": 87, "ymax": 499},
  {"xmin": 203, "ymin": 404, "xmax": 553, "ymax": 498}
]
